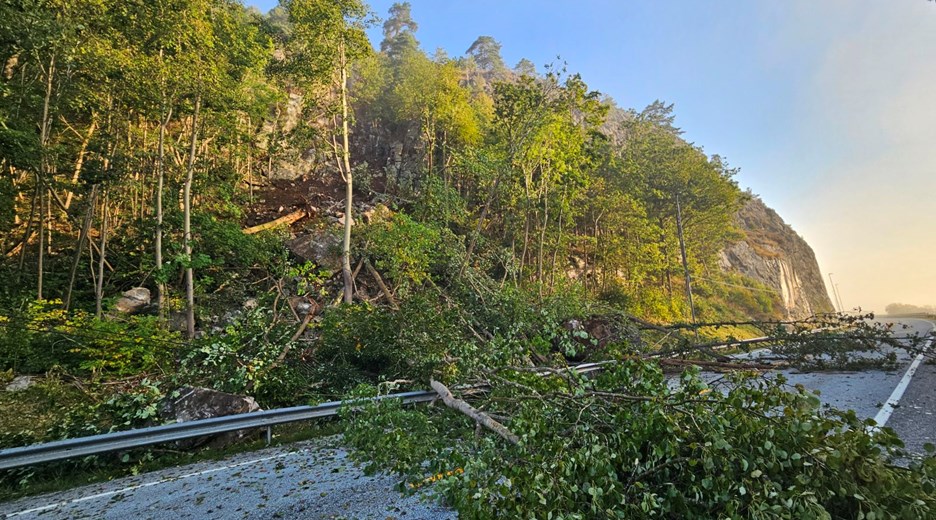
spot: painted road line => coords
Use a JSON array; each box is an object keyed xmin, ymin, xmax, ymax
[
  {"xmin": 4, "ymin": 450, "xmax": 306, "ymax": 518},
  {"xmin": 871, "ymin": 334, "xmax": 933, "ymax": 429}
]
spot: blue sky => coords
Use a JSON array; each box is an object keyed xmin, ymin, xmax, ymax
[{"xmin": 247, "ymin": 1, "xmax": 936, "ymax": 312}]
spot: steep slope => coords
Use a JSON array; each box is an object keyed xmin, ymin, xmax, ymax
[{"xmin": 718, "ymin": 196, "xmax": 835, "ymax": 319}]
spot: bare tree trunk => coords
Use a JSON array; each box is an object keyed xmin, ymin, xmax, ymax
[
  {"xmin": 37, "ymin": 183, "xmax": 44, "ymax": 300},
  {"xmin": 64, "ymin": 117, "xmax": 97, "ymax": 210},
  {"xmin": 95, "ymin": 192, "xmax": 108, "ymax": 318},
  {"xmin": 183, "ymin": 95, "xmax": 201, "ymax": 339},
  {"xmin": 460, "ymin": 173, "xmax": 502, "ymax": 277},
  {"xmin": 550, "ymin": 189, "xmax": 565, "ymax": 290},
  {"xmin": 537, "ymin": 181, "xmax": 549, "ymax": 292},
  {"xmin": 36, "ymin": 53, "xmax": 54, "ymax": 300},
  {"xmin": 15, "ymin": 185, "xmax": 38, "ymax": 278},
  {"xmin": 155, "ymin": 103, "xmax": 172, "ymax": 315},
  {"xmin": 339, "ymin": 43, "xmax": 354, "ymax": 305},
  {"xmin": 64, "ymin": 184, "xmax": 97, "ymax": 310}
]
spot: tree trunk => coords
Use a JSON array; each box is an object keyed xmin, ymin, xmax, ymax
[
  {"xmin": 155, "ymin": 103, "xmax": 172, "ymax": 315},
  {"xmin": 340, "ymin": 43, "xmax": 354, "ymax": 305},
  {"xmin": 183, "ymin": 95, "xmax": 201, "ymax": 339},
  {"xmin": 64, "ymin": 117, "xmax": 97, "ymax": 210},
  {"xmin": 37, "ymin": 184, "xmax": 44, "ymax": 300},
  {"xmin": 64, "ymin": 184, "xmax": 97, "ymax": 310},
  {"xmin": 95, "ymin": 192, "xmax": 108, "ymax": 319},
  {"xmin": 36, "ymin": 53, "xmax": 55, "ymax": 300}
]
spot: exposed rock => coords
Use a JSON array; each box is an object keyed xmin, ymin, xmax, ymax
[
  {"xmin": 288, "ymin": 296, "xmax": 314, "ymax": 315},
  {"xmin": 167, "ymin": 311, "xmax": 188, "ymax": 333},
  {"xmin": 287, "ymin": 227, "xmax": 343, "ymax": 272},
  {"xmin": 5, "ymin": 375, "xmax": 35, "ymax": 392},
  {"xmin": 159, "ymin": 387, "xmax": 262, "ymax": 449},
  {"xmin": 362, "ymin": 203, "xmax": 393, "ymax": 224},
  {"xmin": 113, "ymin": 287, "xmax": 151, "ymax": 314},
  {"xmin": 337, "ymin": 213, "xmax": 355, "ymax": 227},
  {"xmin": 719, "ymin": 196, "xmax": 835, "ymax": 319}
]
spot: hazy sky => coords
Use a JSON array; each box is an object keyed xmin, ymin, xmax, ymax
[{"xmin": 248, "ymin": 0, "xmax": 936, "ymax": 313}]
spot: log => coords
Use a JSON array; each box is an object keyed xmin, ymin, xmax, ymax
[
  {"xmin": 365, "ymin": 259, "xmax": 399, "ymax": 310},
  {"xmin": 430, "ymin": 379, "xmax": 519, "ymax": 445},
  {"xmin": 242, "ymin": 209, "xmax": 306, "ymax": 235}
]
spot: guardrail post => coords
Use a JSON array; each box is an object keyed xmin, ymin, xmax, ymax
[{"xmin": 266, "ymin": 426, "xmax": 272, "ymax": 446}]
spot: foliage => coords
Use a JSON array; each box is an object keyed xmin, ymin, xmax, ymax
[
  {"xmin": 345, "ymin": 360, "xmax": 936, "ymax": 519},
  {"xmin": 0, "ymin": 300, "xmax": 180, "ymax": 375},
  {"xmin": 175, "ymin": 304, "xmax": 306, "ymax": 406}
]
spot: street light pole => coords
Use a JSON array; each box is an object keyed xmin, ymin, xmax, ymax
[
  {"xmin": 676, "ymin": 193, "xmax": 699, "ymax": 341},
  {"xmin": 828, "ymin": 273, "xmax": 844, "ymax": 313}
]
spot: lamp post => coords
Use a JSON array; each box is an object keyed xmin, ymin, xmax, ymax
[{"xmin": 828, "ymin": 273, "xmax": 844, "ymax": 313}]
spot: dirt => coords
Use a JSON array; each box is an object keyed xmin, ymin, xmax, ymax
[{"xmin": 243, "ymin": 175, "xmax": 345, "ymax": 228}]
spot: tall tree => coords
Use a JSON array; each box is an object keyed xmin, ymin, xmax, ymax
[
  {"xmin": 380, "ymin": 2, "xmax": 418, "ymax": 60},
  {"xmin": 287, "ymin": 0, "xmax": 372, "ymax": 304}
]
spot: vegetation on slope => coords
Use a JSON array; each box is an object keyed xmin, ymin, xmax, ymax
[{"xmin": 1, "ymin": 1, "xmax": 934, "ymax": 517}]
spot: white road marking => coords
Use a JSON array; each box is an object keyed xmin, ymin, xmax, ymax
[
  {"xmin": 871, "ymin": 329, "xmax": 933, "ymax": 429},
  {"xmin": 4, "ymin": 449, "xmax": 306, "ymax": 518}
]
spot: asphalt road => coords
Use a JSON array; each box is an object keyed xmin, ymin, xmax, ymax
[
  {"xmin": 0, "ymin": 437, "xmax": 455, "ymax": 520},
  {"xmin": 2, "ymin": 319, "xmax": 933, "ymax": 519}
]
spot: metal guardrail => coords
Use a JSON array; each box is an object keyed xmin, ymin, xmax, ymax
[
  {"xmin": 0, "ymin": 390, "xmax": 437, "ymax": 471},
  {"xmin": 0, "ymin": 361, "xmax": 657, "ymax": 471},
  {"xmin": 0, "ymin": 361, "xmax": 618, "ymax": 471}
]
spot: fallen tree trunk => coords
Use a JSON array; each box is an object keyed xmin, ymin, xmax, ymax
[
  {"xmin": 242, "ymin": 209, "xmax": 306, "ymax": 235},
  {"xmin": 430, "ymin": 379, "xmax": 519, "ymax": 445},
  {"xmin": 655, "ymin": 357, "xmax": 782, "ymax": 372}
]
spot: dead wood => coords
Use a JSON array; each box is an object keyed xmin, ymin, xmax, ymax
[
  {"xmin": 364, "ymin": 259, "xmax": 399, "ymax": 310},
  {"xmin": 242, "ymin": 209, "xmax": 306, "ymax": 235},
  {"xmin": 430, "ymin": 379, "xmax": 519, "ymax": 445},
  {"xmin": 655, "ymin": 357, "xmax": 781, "ymax": 372}
]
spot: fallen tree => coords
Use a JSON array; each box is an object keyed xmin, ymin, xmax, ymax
[{"xmin": 343, "ymin": 358, "xmax": 936, "ymax": 519}]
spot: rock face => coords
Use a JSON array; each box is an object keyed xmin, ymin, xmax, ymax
[
  {"xmin": 159, "ymin": 387, "xmax": 262, "ymax": 449},
  {"xmin": 718, "ymin": 197, "xmax": 834, "ymax": 319}
]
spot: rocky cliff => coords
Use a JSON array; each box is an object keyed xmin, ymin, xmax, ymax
[{"xmin": 718, "ymin": 196, "xmax": 835, "ymax": 319}]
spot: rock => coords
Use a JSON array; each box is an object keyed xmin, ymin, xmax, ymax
[
  {"xmin": 159, "ymin": 387, "xmax": 262, "ymax": 449},
  {"xmin": 167, "ymin": 311, "xmax": 188, "ymax": 333},
  {"xmin": 114, "ymin": 287, "xmax": 151, "ymax": 314},
  {"xmin": 362, "ymin": 203, "xmax": 393, "ymax": 224},
  {"xmin": 288, "ymin": 296, "xmax": 314, "ymax": 316},
  {"xmin": 719, "ymin": 196, "xmax": 835, "ymax": 319},
  {"xmin": 287, "ymin": 228, "xmax": 343, "ymax": 272},
  {"xmin": 5, "ymin": 375, "xmax": 35, "ymax": 392},
  {"xmin": 243, "ymin": 298, "xmax": 259, "ymax": 311}
]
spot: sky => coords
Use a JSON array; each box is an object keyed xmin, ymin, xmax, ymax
[{"xmin": 247, "ymin": 0, "xmax": 936, "ymax": 313}]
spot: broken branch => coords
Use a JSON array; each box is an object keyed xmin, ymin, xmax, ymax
[{"xmin": 430, "ymin": 379, "xmax": 519, "ymax": 445}]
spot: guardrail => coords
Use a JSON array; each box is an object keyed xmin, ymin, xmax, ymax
[
  {"xmin": 0, "ymin": 362, "xmax": 616, "ymax": 471},
  {"xmin": 0, "ymin": 390, "xmax": 437, "ymax": 471}
]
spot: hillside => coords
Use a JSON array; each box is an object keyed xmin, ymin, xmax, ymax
[{"xmin": 719, "ymin": 196, "xmax": 835, "ymax": 319}]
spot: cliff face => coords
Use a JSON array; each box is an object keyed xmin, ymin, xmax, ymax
[{"xmin": 718, "ymin": 197, "xmax": 835, "ymax": 319}]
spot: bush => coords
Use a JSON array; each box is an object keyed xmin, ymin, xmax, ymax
[
  {"xmin": 0, "ymin": 300, "xmax": 180, "ymax": 375},
  {"xmin": 175, "ymin": 304, "xmax": 307, "ymax": 406}
]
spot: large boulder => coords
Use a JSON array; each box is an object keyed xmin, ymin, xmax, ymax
[
  {"xmin": 5, "ymin": 375, "xmax": 35, "ymax": 392},
  {"xmin": 113, "ymin": 287, "xmax": 151, "ymax": 314},
  {"xmin": 287, "ymin": 227, "xmax": 342, "ymax": 272},
  {"xmin": 159, "ymin": 387, "xmax": 262, "ymax": 449}
]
